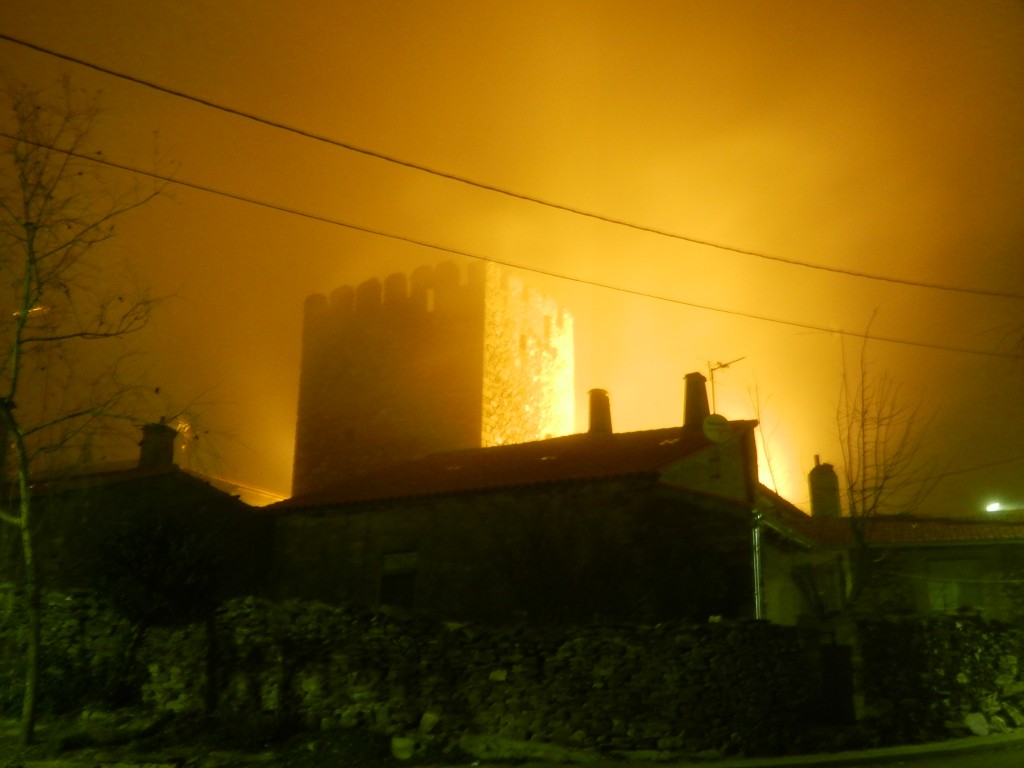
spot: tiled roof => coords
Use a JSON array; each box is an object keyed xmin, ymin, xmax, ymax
[
  {"xmin": 751, "ymin": 487, "xmax": 1024, "ymax": 549},
  {"xmin": 16, "ymin": 463, "xmax": 250, "ymax": 508},
  {"xmin": 755, "ymin": 486, "xmax": 821, "ymax": 547},
  {"xmin": 784, "ymin": 514, "xmax": 1024, "ymax": 547},
  {"xmin": 272, "ymin": 421, "xmax": 757, "ymax": 511},
  {"xmin": 26, "ymin": 463, "xmax": 184, "ymax": 493}
]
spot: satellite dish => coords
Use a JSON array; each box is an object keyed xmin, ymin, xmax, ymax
[{"xmin": 702, "ymin": 413, "xmax": 732, "ymax": 443}]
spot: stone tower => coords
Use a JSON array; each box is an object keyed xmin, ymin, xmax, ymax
[{"xmin": 291, "ymin": 261, "xmax": 574, "ymax": 496}]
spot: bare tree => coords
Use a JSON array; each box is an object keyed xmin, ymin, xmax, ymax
[
  {"xmin": 748, "ymin": 381, "xmax": 782, "ymax": 495},
  {"xmin": 836, "ymin": 330, "xmax": 935, "ymax": 607},
  {"xmin": 0, "ymin": 77, "xmax": 161, "ymax": 744}
]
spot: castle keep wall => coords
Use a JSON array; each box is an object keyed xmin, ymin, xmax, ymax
[
  {"xmin": 292, "ymin": 261, "xmax": 574, "ymax": 497},
  {"xmin": 292, "ymin": 262, "xmax": 486, "ymax": 497},
  {"xmin": 482, "ymin": 264, "xmax": 574, "ymax": 446}
]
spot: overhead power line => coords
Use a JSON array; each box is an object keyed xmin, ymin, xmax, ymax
[
  {"xmin": 3, "ymin": 32, "xmax": 1023, "ymax": 302},
  {"xmin": 2, "ymin": 128, "xmax": 1020, "ymax": 362},
  {"xmin": 930, "ymin": 454, "xmax": 1024, "ymax": 480}
]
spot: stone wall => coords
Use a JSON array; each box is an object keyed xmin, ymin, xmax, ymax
[
  {"xmin": 16, "ymin": 587, "xmax": 1024, "ymax": 758},
  {"xmin": 0, "ymin": 583, "xmax": 134, "ymax": 714},
  {"xmin": 1, "ymin": 586, "xmax": 821, "ymax": 758},
  {"xmin": 143, "ymin": 597, "xmax": 821, "ymax": 758},
  {"xmin": 0, "ymin": 470, "xmax": 271, "ymax": 601},
  {"xmin": 291, "ymin": 260, "xmax": 574, "ymax": 497},
  {"xmin": 857, "ymin": 614, "xmax": 1024, "ymax": 741},
  {"xmin": 856, "ymin": 546, "xmax": 1024, "ymax": 622},
  {"xmin": 293, "ymin": 262, "xmax": 488, "ymax": 496},
  {"xmin": 481, "ymin": 262, "xmax": 574, "ymax": 446},
  {"xmin": 270, "ymin": 478, "xmax": 756, "ymax": 623}
]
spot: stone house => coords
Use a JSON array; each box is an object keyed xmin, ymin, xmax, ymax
[
  {"xmin": 785, "ymin": 510, "xmax": 1024, "ymax": 623},
  {"xmin": 0, "ymin": 424, "xmax": 271, "ymax": 602},
  {"xmin": 752, "ymin": 457, "xmax": 1024, "ymax": 624},
  {"xmin": 268, "ymin": 374, "xmax": 815, "ymax": 624}
]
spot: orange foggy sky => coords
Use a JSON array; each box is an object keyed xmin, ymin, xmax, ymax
[{"xmin": 0, "ymin": 0, "xmax": 1021, "ymax": 511}]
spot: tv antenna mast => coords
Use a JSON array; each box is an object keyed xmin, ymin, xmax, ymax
[{"xmin": 707, "ymin": 356, "xmax": 746, "ymax": 413}]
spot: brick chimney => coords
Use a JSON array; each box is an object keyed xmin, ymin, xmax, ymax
[
  {"xmin": 809, "ymin": 455, "xmax": 841, "ymax": 518},
  {"xmin": 138, "ymin": 423, "xmax": 178, "ymax": 470},
  {"xmin": 588, "ymin": 388, "xmax": 612, "ymax": 434},
  {"xmin": 682, "ymin": 372, "xmax": 710, "ymax": 433}
]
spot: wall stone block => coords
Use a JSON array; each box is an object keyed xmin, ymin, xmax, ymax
[
  {"xmin": 9, "ymin": 585, "xmax": 1024, "ymax": 758},
  {"xmin": 857, "ymin": 614, "xmax": 1024, "ymax": 742}
]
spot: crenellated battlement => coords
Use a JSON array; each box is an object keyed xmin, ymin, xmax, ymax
[
  {"xmin": 292, "ymin": 259, "xmax": 574, "ymax": 496},
  {"xmin": 304, "ymin": 261, "xmax": 488, "ymax": 324}
]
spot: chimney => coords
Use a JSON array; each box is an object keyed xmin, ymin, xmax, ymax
[
  {"xmin": 138, "ymin": 423, "xmax": 178, "ymax": 470},
  {"xmin": 808, "ymin": 455, "xmax": 841, "ymax": 518},
  {"xmin": 588, "ymin": 388, "xmax": 612, "ymax": 434},
  {"xmin": 683, "ymin": 372, "xmax": 710, "ymax": 432}
]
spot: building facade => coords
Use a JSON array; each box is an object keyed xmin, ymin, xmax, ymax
[
  {"xmin": 0, "ymin": 424, "xmax": 270, "ymax": 601},
  {"xmin": 272, "ymin": 377, "xmax": 785, "ymax": 624}
]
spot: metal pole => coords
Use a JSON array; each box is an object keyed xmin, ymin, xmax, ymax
[
  {"xmin": 708, "ymin": 356, "xmax": 746, "ymax": 414},
  {"xmin": 752, "ymin": 509, "xmax": 764, "ymax": 620}
]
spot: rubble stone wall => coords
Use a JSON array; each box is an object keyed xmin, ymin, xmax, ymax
[
  {"xmin": 857, "ymin": 614, "xmax": 1024, "ymax": 741},
  {"xmin": 1, "ymin": 587, "xmax": 819, "ymax": 757},
  {"xmin": 292, "ymin": 260, "xmax": 574, "ymax": 496},
  {"xmin": 0, "ymin": 584, "xmax": 134, "ymax": 714},
  {"xmin": 13, "ymin": 587, "xmax": 1024, "ymax": 757},
  {"xmin": 175, "ymin": 598, "xmax": 822, "ymax": 757}
]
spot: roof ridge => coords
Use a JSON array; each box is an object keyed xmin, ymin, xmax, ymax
[{"xmin": 274, "ymin": 421, "xmax": 760, "ymax": 511}]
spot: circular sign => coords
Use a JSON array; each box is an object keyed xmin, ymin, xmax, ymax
[{"xmin": 702, "ymin": 413, "xmax": 732, "ymax": 443}]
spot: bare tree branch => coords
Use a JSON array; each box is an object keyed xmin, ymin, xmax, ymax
[
  {"xmin": 835, "ymin": 321, "xmax": 937, "ymax": 607},
  {"xmin": 0, "ymin": 77, "xmax": 165, "ymax": 745}
]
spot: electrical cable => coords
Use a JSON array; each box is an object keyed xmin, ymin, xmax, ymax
[
  {"xmin": 2, "ymin": 128, "xmax": 1020, "ymax": 361},
  {"xmin": 2, "ymin": 32, "xmax": 1023, "ymax": 301}
]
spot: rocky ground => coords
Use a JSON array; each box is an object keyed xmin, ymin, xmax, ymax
[
  {"xmin": 0, "ymin": 712, "xmax": 476, "ymax": 768},
  {"xmin": 0, "ymin": 707, "xmax": 984, "ymax": 768}
]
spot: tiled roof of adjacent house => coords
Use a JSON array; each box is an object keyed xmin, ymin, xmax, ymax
[
  {"xmin": 775, "ymin": 512, "xmax": 1024, "ymax": 547},
  {"xmin": 272, "ymin": 421, "xmax": 758, "ymax": 511},
  {"xmin": 25, "ymin": 462, "xmax": 213, "ymax": 496},
  {"xmin": 753, "ymin": 486, "xmax": 1024, "ymax": 548}
]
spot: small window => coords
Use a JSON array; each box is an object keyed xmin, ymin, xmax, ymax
[{"xmin": 380, "ymin": 551, "xmax": 418, "ymax": 611}]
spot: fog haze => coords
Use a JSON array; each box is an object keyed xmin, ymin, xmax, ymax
[{"xmin": 1, "ymin": 0, "xmax": 1021, "ymax": 511}]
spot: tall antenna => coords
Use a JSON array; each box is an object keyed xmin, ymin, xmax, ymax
[{"xmin": 707, "ymin": 356, "xmax": 746, "ymax": 412}]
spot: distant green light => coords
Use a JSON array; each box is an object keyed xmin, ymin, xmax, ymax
[{"xmin": 986, "ymin": 502, "xmax": 1002, "ymax": 513}]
